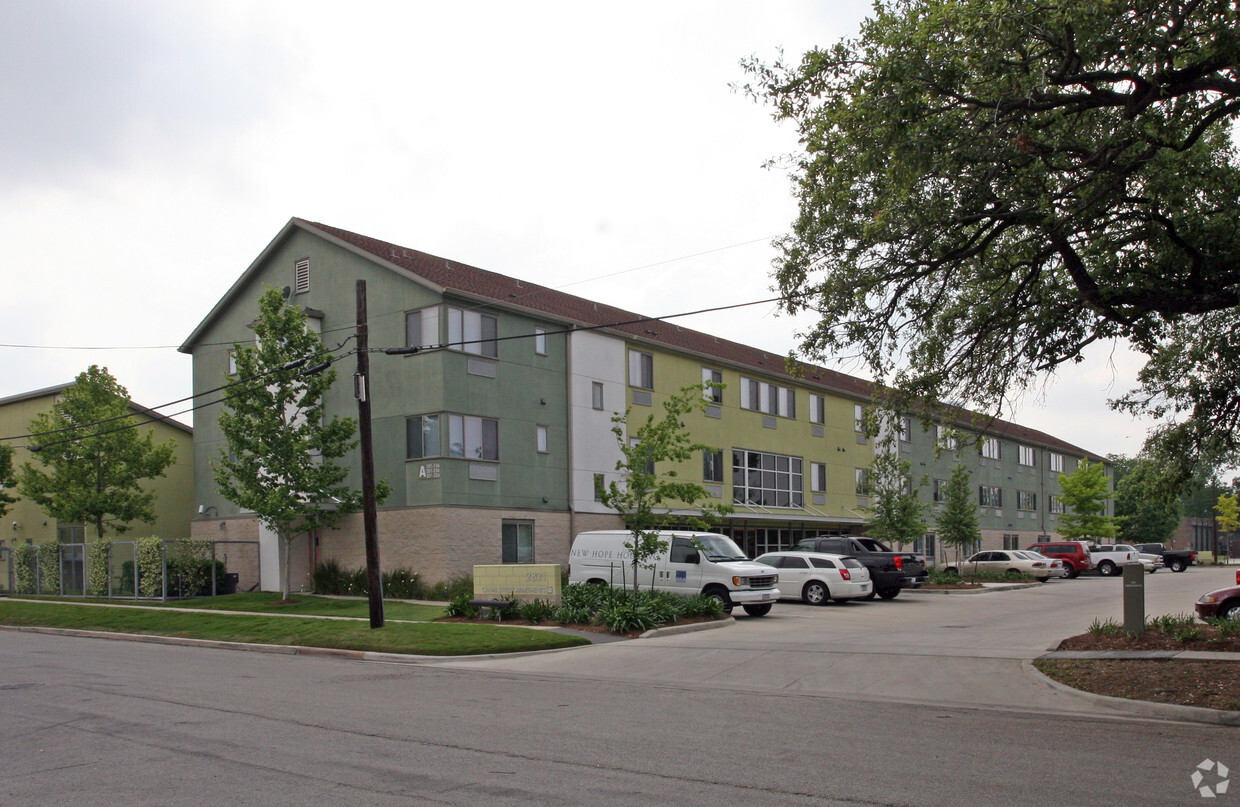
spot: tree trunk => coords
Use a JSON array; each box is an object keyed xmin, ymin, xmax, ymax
[{"xmin": 281, "ymin": 531, "xmax": 292, "ymax": 602}]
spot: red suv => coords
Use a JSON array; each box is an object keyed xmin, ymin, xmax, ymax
[{"xmin": 1027, "ymin": 541, "xmax": 1093, "ymax": 579}]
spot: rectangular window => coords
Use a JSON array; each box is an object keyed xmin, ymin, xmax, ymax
[
  {"xmin": 702, "ymin": 367, "xmax": 723, "ymax": 403},
  {"xmin": 738, "ymin": 377, "xmax": 794, "ymax": 417},
  {"xmin": 937, "ymin": 425, "xmax": 957, "ymax": 450},
  {"xmin": 899, "ymin": 416, "xmax": 912, "ymax": 443},
  {"xmin": 854, "ymin": 404, "xmax": 866, "ymax": 433},
  {"xmin": 731, "ymin": 448, "xmax": 803, "ymax": 508},
  {"xmin": 932, "ymin": 478, "xmax": 946, "ymax": 503},
  {"xmin": 979, "ymin": 485, "xmax": 1003, "ymax": 507},
  {"xmin": 448, "ymin": 414, "xmax": 499, "ymax": 460},
  {"xmin": 810, "ymin": 462, "xmax": 827, "ymax": 493},
  {"xmin": 405, "ymin": 414, "xmax": 441, "ymax": 459},
  {"xmin": 406, "ymin": 306, "xmax": 440, "ymax": 349},
  {"xmin": 1018, "ymin": 445, "xmax": 1036, "ymax": 467},
  {"xmin": 227, "ymin": 350, "xmax": 238, "ymax": 376},
  {"xmin": 810, "ymin": 394, "xmax": 825, "ymax": 425},
  {"xmin": 1017, "ymin": 490, "xmax": 1037, "ymax": 511},
  {"xmin": 629, "ymin": 351, "xmax": 653, "ymax": 389},
  {"xmin": 703, "ymin": 449, "xmax": 724, "ymax": 483},
  {"xmin": 1049, "ymin": 452, "xmax": 1064, "ymax": 473},
  {"xmin": 631, "ymin": 438, "xmax": 655, "ymax": 475},
  {"xmin": 591, "ymin": 381, "xmax": 604, "ymax": 410},
  {"xmin": 534, "ymin": 327, "xmax": 547, "ymax": 355},
  {"xmin": 1049, "ymin": 495, "xmax": 1065, "ymax": 514},
  {"xmin": 536, "ymin": 425, "xmax": 548, "ymax": 453},
  {"xmin": 593, "ymin": 473, "xmax": 605, "ymax": 501},
  {"xmin": 447, "ymin": 307, "xmax": 498, "ymax": 357},
  {"xmin": 294, "ymin": 258, "xmax": 310, "ymax": 294},
  {"xmin": 501, "ymin": 520, "xmax": 534, "ymax": 564},
  {"xmin": 981, "ymin": 437, "xmax": 1001, "ymax": 460},
  {"xmin": 855, "ymin": 468, "xmax": 871, "ymax": 496}
]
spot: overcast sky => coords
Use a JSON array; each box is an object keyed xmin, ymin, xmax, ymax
[{"xmin": 0, "ymin": 0, "xmax": 1154, "ymax": 458}]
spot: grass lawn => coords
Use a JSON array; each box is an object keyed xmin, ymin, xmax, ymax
[
  {"xmin": 10, "ymin": 593, "xmax": 446, "ymax": 621},
  {"xmin": 0, "ymin": 599, "xmax": 590, "ymax": 656}
]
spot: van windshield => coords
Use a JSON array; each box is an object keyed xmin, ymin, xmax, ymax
[{"xmin": 694, "ymin": 535, "xmax": 748, "ymax": 561}]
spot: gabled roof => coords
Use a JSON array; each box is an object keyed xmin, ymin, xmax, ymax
[
  {"xmin": 0, "ymin": 383, "xmax": 192, "ymax": 435},
  {"xmin": 182, "ymin": 217, "xmax": 1103, "ymax": 460}
]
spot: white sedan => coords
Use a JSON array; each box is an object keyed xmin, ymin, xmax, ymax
[
  {"xmin": 944, "ymin": 550, "xmax": 1058, "ymax": 581},
  {"xmin": 1013, "ymin": 550, "xmax": 1068, "ymax": 578},
  {"xmin": 754, "ymin": 551, "xmax": 872, "ymax": 605}
]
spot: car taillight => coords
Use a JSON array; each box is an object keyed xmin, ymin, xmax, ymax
[
  {"xmin": 894, "ymin": 555, "xmax": 904, "ymax": 571},
  {"xmin": 1236, "ymin": 569, "xmax": 1239, "ymax": 586},
  {"xmin": 840, "ymin": 568, "xmax": 851, "ymax": 580},
  {"xmin": 1032, "ymin": 562, "xmax": 1045, "ymax": 568}
]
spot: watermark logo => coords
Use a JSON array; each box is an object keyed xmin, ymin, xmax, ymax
[{"xmin": 1191, "ymin": 759, "xmax": 1230, "ymax": 798}]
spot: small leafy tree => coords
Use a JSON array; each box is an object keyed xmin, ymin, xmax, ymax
[
  {"xmin": 865, "ymin": 449, "xmax": 927, "ymax": 549},
  {"xmin": 18, "ymin": 366, "xmax": 177, "ymax": 539},
  {"xmin": 1214, "ymin": 493, "xmax": 1238, "ymax": 563},
  {"xmin": 0, "ymin": 443, "xmax": 16, "ymax": 519},
  {"xmin": 1057, "ymin": 459, "xmax": 1117, "ymax": 542},
  {"xmin": 599, "ymin": 385, "xmax": 732, "ymax": 593},
  {"xmin": 936, "ymin": 462, "xmax": 980, "ymax": 565},
  {"xmin": 214, "ymin": 287, "xmax": 381, "ymax": 601}
]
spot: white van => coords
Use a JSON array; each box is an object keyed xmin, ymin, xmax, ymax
[{"xmin": 567, "ymin": 530, "xmax": 780, "ymax": 616}]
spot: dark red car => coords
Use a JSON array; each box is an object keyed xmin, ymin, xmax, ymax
[
  {"xmin": 1027, "ymin": 541, "xmax": 1093, "ymax": 579},
  {"xmin": 1195, "ymin": 570, "xmax": 1240, "ymax": 621}
]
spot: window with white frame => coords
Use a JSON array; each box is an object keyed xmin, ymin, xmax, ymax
[
  {"xmin": 446, "ymin": 307, "xmax": 497, "ymax": 357},
  {"xmin": 738, "ymin": 377, "xmax": 795, "ymax": 418},
  {"xmin": 536, "ymin": 425, "xmax": 548, "ymax": 453},
  {"xmin": 937, "ymin": 424, "xmax": 957, "ymax": 450},
  {"xmin": 534, "ymin": 327, "xmax": 547, "ymax": 355},
  {"xmin": 855, "ymin": 468, "xmax": 871, "ymax": 495},
  {"xmin": 405, "ymin": 306, "xmax": 440, "ymax": 349},
  {"xmin": 406, "ymin": 414, "xmax": 441, "ymax": 459},
  {"xmin": 448, "ymin": 414, "xmax": 499, "ymax": 460},
  {"xmin": 732, "ymin": 449, "xmax": 803, "ymax": 507},
  {"xmin": 501, "ymin": 520, "xmax": 534, "ymax": 563},
  {"xmin": 702, "ymin": 367, "xmax": 723, "ymax": 404},
  {"xmin": 979, "ymin": 485, "xmax": 1002, "ymax": 507},
  {"xmin": 1017, "ymin": 490, "xmax": 1037, "ymax": 511},
  {"xmin": 854, "ymin": 404, "xmax": 866, "ymax": 433},
  {"xmin": 1018, "ymin": 445, "xmax": 1036, "ymax": 466},
  {"xmin": 593, "ymin": 473, "xmax": 605, "ymax": 501},
  {"xmin": 1049, "ymin": 452, "xmax": 1064, "ymax": 472},
  {"xmin": 810, "ymin": 394, "xmax": 825, "ymax": 424},
  {"xmin": 933, "ymin": 478, "xmax": 946, "ymax": 503},
  {"xmin": 631, "ymin": 438, "xmax": 654, "ymax": 474},
  {"xmin": 980, "ymin": 437, "xmax": 1001, "ymax": 460},
  {"xmin": 810, "ymin": 462, "xmax": 827, "ymax": 492},
  {"xmin": 1049, "ymin": 495, "xmax": 1066, "ymax": 514},
  {"xmin": 899, "ymin": 416, "xmax": 912, "ymax": 443},
  {"xmin": 703, "ymin": 449, "xmax": 724, "ymax": 483},
  {"xmin": 629, "ymin": 351, "xmax": 653, "ymax": 389},
  {"xmin": 591, "ymin": 381, "xmax": 604, "ymax": 410}
]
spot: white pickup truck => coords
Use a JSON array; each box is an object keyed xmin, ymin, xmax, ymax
[{"xmin": 1088, "ymin": 544, "xmax": 1157, "ymax": 576}]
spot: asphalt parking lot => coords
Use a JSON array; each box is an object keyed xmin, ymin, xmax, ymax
[{"xmin": 434, "ymin": 563, "xmax": 1240, "ymax": 717}]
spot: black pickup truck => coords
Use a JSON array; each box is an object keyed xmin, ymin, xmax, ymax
[
  {"xmin": 793, "ymin": 535, "xmax": 928, "ymax": 599},
  {"xmin": 1132, "ymin": 543, "xmax": 1197, "ymax": 573}
]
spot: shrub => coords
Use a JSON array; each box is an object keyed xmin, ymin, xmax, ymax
[
  {"xmin": 597, "ymin": 600, "xmax": 661, "ymax": 633},
  {"xmin": 679, "ymin": 593, "xmax": 726, "ymax": 618},
  {"xmin": 382, "ymin": 568, "xmax": 420, "ymax": 599},
  {"xmin": 1087, "ymin": 617, "xmax": 1125, "ymax": 637},
  {"xmin": 1205, "ymin": 616, "xmax": 1240, "ymax": 639},
  {"xmin": 445, "ymin": 593, "xmax": 478, "ymax": 618},
  {"xmin": 519, "ymin": 598, "xmax": 556, "ymax": 624},
  {"xmin": 424, "ymin": 575, "xmax": 474, "ymax": 602},
  {"xmin": 87, "ymin": 540, "xmax": 112, "ymax": 596}
]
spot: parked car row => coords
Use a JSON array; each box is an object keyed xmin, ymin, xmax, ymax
[
  {"xmin": 565, "ymin": 530, "xmax": 1215, "ymax": 618},
  {"xmin": 1026, "ymin": 540, "xmax": 1196, "ymax": 578}
]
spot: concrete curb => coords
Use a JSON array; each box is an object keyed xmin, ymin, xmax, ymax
[
  {"xmin": 640, "ymin": 616, "xmax": 734, "ymax": 639},
  {"xmin": 1023, "ymin": 659, "xmax": 1240, "ymax": 727}
]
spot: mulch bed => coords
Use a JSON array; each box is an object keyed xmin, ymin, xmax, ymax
[{"xmin": 1055, "ymin": 626, "xmax": 1240, "ymax": 653}]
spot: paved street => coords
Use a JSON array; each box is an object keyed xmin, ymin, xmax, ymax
[{"xmin": 2, "ymin": 565, "xmax": 1237, "ymax": 806}]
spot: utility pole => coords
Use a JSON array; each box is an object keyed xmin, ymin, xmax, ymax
[{"xmin": 356, "ymin": 279, "xmax": 384, "ymax": 628}]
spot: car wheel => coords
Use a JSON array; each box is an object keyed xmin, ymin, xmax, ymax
[
  {"xmin": 876, "ymin": 587, "xmax": 900, "ymax": 600},
  {"xmin": 1005, "ymin": 569, "xmax": 1022, "ymax": 579},
  {"xmin": 1061, "ymin": 562, "xmax": 1076, "ymax": 579},
  {"xmin": 1098, "ymin": 560, "xmax": 1117, "ymax": 576},
  {"xmin": 1220, "ymin": 602, "xmax": 1240, "ymax": 621},
  {"xmin": 803, "ymin": 581, "xmax": 830, "ymax": 606},
  {"xmin": 704, "ymin": 588, "xmax": 733, "ymax": 614},
  {"xmin": 742, "ymin": 603, "xmax": 772, "ymax": 617},
  {"xmin": 1170, "ymin": 559, "xmax": 1186, "ymax": 572}
]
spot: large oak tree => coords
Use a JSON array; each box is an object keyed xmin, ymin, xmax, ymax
[{"xmin": 744, "ymin": 0, "xmax": 1240, "ymax": 483}]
